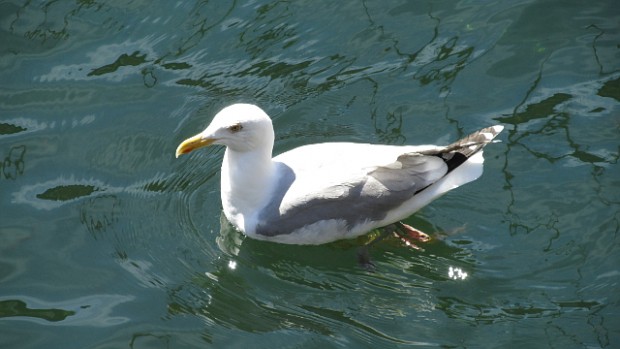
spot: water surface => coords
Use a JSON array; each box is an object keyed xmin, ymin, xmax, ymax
[{"xmin": 1, "ymin": 0, "xmax": 619, "ymax": 348}]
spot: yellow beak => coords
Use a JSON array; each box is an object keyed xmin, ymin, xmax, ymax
[{"xmin": 175, "ymin": 134, "xmax": 216, "ymax": 158}]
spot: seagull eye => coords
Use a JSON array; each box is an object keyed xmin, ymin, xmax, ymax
[{"xmin": 228, "ymin": 123, "xmax": 243, "ymax": 133}]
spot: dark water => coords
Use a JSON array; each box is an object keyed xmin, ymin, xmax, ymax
[{"xmin": 1, "ymin": 0, "xmax": 619, "ymax": 347}]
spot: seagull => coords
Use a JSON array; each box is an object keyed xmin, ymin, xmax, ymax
[{"xmin": 176, "ymin": 103, "xmax": 502, "ymax": 246}]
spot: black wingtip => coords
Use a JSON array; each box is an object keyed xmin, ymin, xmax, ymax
[
  {"xmin": 433, "ymin": 125, "xmax": 504, "ymax": 172},
  {"xmin": 445, "ymin": 125, "xmax": 504, "ymax": 157}
]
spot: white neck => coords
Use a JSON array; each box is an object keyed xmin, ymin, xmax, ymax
[{"xmin": 220, "ymin": 147, "xmax": 274, "ymax": 232}]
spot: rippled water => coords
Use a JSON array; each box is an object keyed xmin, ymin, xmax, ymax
[{"xmin": 1, "ymin": 0, "xmax": 619, "ymax": 348}]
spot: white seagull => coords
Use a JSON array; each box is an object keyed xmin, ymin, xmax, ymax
[{"xmin": 176, "ymin": 103, "xmax": 502, "ymax": 246}]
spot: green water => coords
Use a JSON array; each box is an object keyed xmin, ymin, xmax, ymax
[{"xmin": 1, "ymin": 0, "xmax": 619, "ymax": 348}]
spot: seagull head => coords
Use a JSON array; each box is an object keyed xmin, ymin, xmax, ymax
[{"xmin": 175, "ymin": 103, "xmax": 275, "ymax": 157}]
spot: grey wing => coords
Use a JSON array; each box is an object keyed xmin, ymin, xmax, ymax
[
  {"xmin": 367, "ymin": 152, "xmax": 448, "ymax": 192},
  {"xmin": 255, "ymin": 154, "xmax": 447, "ymax": 237}
]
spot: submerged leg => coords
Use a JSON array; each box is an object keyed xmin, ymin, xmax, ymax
[
  {"xmin": 357, "ymin": 245, "xmax": 375, "ymax": 271},
  {"xmin": 356, "ymin": 227, "xmax": 393, "ymax": 271}
]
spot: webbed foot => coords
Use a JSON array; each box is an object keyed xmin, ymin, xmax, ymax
[{"xmin": 392, "ymin": 222, "xmax": 431, "ymax": 251}]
